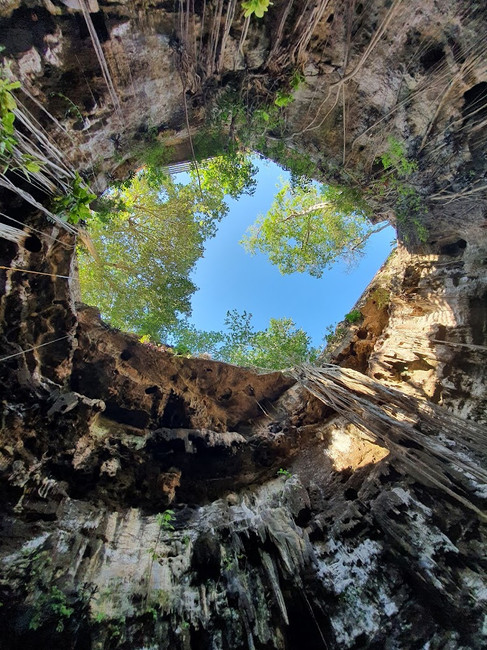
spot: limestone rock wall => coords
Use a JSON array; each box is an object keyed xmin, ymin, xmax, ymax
[{"xmin": 0, "ymin": 1, "xmax": 486, "ymax": 649}]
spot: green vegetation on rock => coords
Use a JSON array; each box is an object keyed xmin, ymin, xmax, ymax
[{"xmin": 241, "ymin": 0, "xmax": 272, "ymax": 19}]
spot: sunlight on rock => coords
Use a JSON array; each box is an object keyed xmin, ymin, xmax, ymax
[{"xmin": 324, "ymin": 422, "xmax": 389, "ymax": 472}]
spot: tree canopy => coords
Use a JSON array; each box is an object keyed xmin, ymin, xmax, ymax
[
  {"xmin": 78, "ymin": 155, "xmax": 257, "ymax": 338},
  {"xmin": 166, "ymin": 310, "xmax": 319, "ymax": 370},
  {"xmin": 241, "ymin": 181, "xmax": 386, "ymax": 278},
  {"xmin": 78, "ymin": 152, "xmax": 379, "ymax": 366}
]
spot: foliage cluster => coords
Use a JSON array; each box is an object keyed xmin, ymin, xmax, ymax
[
  {"xmin": 371, "ymin": 286, "xmax": 390, "ymax": 309},
  {"xmin": 0, "ymin": 61, "xmax": 99, "ymax": 231},
  {"xmin": 198, "ymin": 86, "xmax": 313, "ymax": 187},
  {"xmin": 17, "ymin": 549, "xmax": 76, "ymax": 634},
  {"xmin": 29, "ymin": 586, "xmax": 74, "ymax": 633},
  {"xmin": 373, "ymin": 136, "xmax": 427, "ymax": 244},
  {"xmin": 78, "ymin": 158, "xmax": 255, "ymax": 338},
  {"xmin": 0, "ymin": 76, "xmax": 41, "ymax": 176},
  {"xmin": 323, "ymin": 323, "xmax": 346, "ymax": 348},
  {"xmin": 273, "ymin": 72, "xmax": 304, "ymax": 108},
  {"xmin": 135, "ymin": 136, "xmax": 173, "ymax": 171},
  {"xmin": 394, "ymin": 184, "xmax": 428, "ymax": 244},
  {"xmin": 53, "ymin": 173, "xmax": 97, "ymax": 224},
  {"xmin": 156, "ymin": 510, "xmax": 176, "ymax": 532},
  {"xmin": 277, "ymin": 468, "xmax": 292, "ymax": 479},
  {"xmin": 49, "ymin": 91, "xmax": 84, "ymax": 123},
  {"xmin": 166, "ymin": 310, "xmax": 319, "ymax": 370},
  {"xmin": 344, "ymin": 309, "xmax": 362, "ymax": 323},
  {"xmin": 274, "ymin": 91, "xmax": 294, "ymax": 108},
  {"xmin": 0, "ymin": 78, "xmax": 20, "ymax": 159},
  {"xmin": 379, "ymin": 137, "xmax": 418, "ymax": 177},
  {"xmin": 241, "ymin": 0, "xmax": 272, "ymax": 19},
  {"xmin": 241, "ymin": 180, "xmax": 376, "ymax": 278}
]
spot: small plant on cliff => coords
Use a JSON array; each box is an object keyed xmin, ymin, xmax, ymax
[
  {"xmin": 53, "ymin": 172, "xmax": 96, "ymax": 224},
  {"xmin": 29, "ymin": 586, "xmax": 74, "ymax": 633},
  {"xmin": 323, "ymin": 323, "xmax": 347, "ymax": 350},
  {"xmin": 277, "ymin": 468, "xmax": 292, "ymax": 479},
  {"xmin": 0, "ymin": 78, "xmax": 20, "ymax": 160},
  {"xmin": 344, "ymin": 309, "xmax": 362, "ymax": 324},
  {"xmin": 93, "ymin": 611, "xmax": 107, "ymax": 623},
  {"xmin": 274, "ymin": 90, "xmax": 294, "ymax": 108},
  {"xmin": 373, "ymin": 136, "xmax": 427, "ymax": 245},
  {"xmin": 49, "ymin": 91, "xmax": 84, "ymax": 123},
  {"xmin": 242, "ymin": 0, "xmax": 272, "ymax": 19},
  {"xmin": 371, "ymin": 287, "xmax": 390, "ymax": 309},
  {"xmin": 379, "ymin": 136, "xmax": 417, "ymax": 177},
  {"xmin": 156, "ymin": 509, "xmax": 176, "ymax": 532},
  {"xmin": 0, "ymin": 75, "xmax": 41, "ymax": 177}
]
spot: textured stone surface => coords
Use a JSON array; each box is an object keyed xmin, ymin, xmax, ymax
[{"xmin": 0, "ymin": 1, "xmax": 486, "ymax": 648}]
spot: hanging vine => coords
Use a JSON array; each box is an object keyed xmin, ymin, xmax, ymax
[{"xmin": 292, "ymin": 364, "xmax": 487, "ymax": 521}]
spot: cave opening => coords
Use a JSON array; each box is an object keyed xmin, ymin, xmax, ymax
[
  {"xmin": 0, "ymin": 1, "xmax": 486, "ymax": 649},
  {"xmin": 76, "ymin": 150, "xmax": 394, "ymax": 370}
]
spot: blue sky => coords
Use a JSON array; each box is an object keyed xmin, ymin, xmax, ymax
[{"xmin": 187, "ymin": 158, "xmax": 395, "ymax": 347}]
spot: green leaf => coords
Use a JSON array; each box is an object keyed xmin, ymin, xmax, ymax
[
  {"xmin": 242, "ymin": 0, "xmax": 271, "ymax": 19},
  {"xmin": 274, "ymin": 91, "xmax": 294, "ymax": 108},
  {"xmin": 24, "ymin": 160, "xmax": 41, "ymax": 173},
  {"xmin": 3, "ymin": 91, "xmax": 17, "ymax": 112}
]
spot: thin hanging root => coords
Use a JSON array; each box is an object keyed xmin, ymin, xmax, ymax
[
  {"xmin": 291, "ymin": 364, "xmax": 487, "ymax": 521},
  {"xmin": 238, "ymin": 16, "xmax": 251, "ymax": 56},
  {"xmin": 294, "ymin": 0, "xmax": 330, "ymax": 64},
  {"xmin": 198, "ymin": 0, "xmax": 207, "ymax": 59},
  {"xmin": 270, "ymin": 0, "xmax": 330, "ymax": 69},
  {"xmin": 0, "ymin": 223, "xmax": 28, "ymax": 246},
  {"xmin": 205, "ymin": 0, "xmax": 224, "ymax": 76},
  {"xmin": 398, "ymin": 331, "xmax": 487, "ymax": 353},
  {"xmin": 79, "ymin": 0, "xmax": 122, "ymax": 118},
  {"xmin": 0, "ymin": 211, "xmax": 74, "ymax": 248},
  {"xmin": 266, "ymin": 0, "xmax": 294, "ymax": 64},
  {"xmin": 0, "ymin": 266, "xmax": 71, "ymax": 279},
  {"xmin": 77, "ymin": 228, "xmax": 102, "ymax": 264},
  {"xmin": 20, "ymin": 87, "xmax": 70, "ymax": 136},
  {"xmin": 429, "ymin": 183, "xmax": 487, "ymax": 203},
  {"xmin": 298, "ymin": 0, "xmax": 403, "ymax": 135},
  {"xmin": 419, "ymin": 53, "xmax": 486, "ymax": 152},
  {"xmin": 0, "ymin": 335, "xmax": 71, "ymax": 363},
  {"xmin": 217, "ymin": 0, "xmax": 237, "ymax": 73},
  {"xmin": 0, "ymin": 175, "xmax": 78, "ymax": 234},
  {"xmin": 13, "ymin": 111, "xmax": 74, "ymax": 182},
  {"xmin": 13, "ymin": 134, "xmax": 70, "ymax": 191}
]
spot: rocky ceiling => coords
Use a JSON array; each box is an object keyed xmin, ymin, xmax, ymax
[{"xmin": 0, "ymin": 1, "xmax": 486, "ymax": 649}]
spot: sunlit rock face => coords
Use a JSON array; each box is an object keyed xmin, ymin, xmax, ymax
[{"xmin": 0, "ymin": 1, "xmax": 486, "ymax": 648}]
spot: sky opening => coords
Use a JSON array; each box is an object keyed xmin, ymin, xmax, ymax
[{"xmin": 186, "ymin": 157, "xmax": 396, "ymax": 347}]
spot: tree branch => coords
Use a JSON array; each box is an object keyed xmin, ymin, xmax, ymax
[
  {"xmin": 349, "ymin": 221, "xmax": 390, "ymax": 252},
  {"xmin": 283, "ymin": 201, "xmax": 331, "ymax": 221}
]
